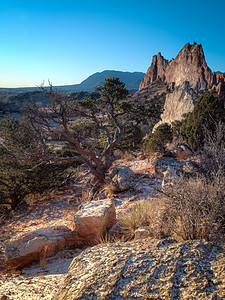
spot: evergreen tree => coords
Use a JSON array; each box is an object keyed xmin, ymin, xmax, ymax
[{"xmin": 182, "ymin": 93, "xmax": 225, "ymax": 148}]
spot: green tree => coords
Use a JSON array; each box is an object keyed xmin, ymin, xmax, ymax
[
  {"xmin": 16, "ymin": 77, "xmax": 130, "ymax": 188},
  {"xmin": 0, "ymin": 117, "xmax": 77, "ymax": 210},
  {"xmin": 143, "ymin": 123, "xmax": 173, "ymax": 153},
  {"xmin": 182, "ymin": 92, "xmax": 225, "ymax": 148}
]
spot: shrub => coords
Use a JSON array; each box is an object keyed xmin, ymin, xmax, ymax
[
  {"xmin": 143, "ymin": 123, "xmax": 173, "ymax": 153},
  {"xmin": 162, "ymin": 175, "xmax": 225, "ymax": 241},
  {"xmin": 182, "ymin": 92, "xmax": 225, "ymax": 148},
  {"xmin": 202, "ymin": 121, "xmax": 225, "ymax": 178},
  {"xmin": 116, "ymin": 125, "xmax": 143, "ymax": 152},
  {"xmin": 0, "ymin": 145, "xmax": 77, "ymax": 210},
  {"xmin": 119, "ymin": 123, "xmax": 225, "ymax": 242},
  {"xmin": 119, "ymin": 175, "xmax": 225, "ymax": 242},
  {"xmin": 0, "ymin": 117, "xmax": 78, "ymax": 210}
]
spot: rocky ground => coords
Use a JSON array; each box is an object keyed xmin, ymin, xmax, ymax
[
  {"xmin": 54, "ymin": 238, "xmax": 225, "ymax": 300},
  {"xmin": 0, "ymin": 249, "xmax": 82, "ymax": 300},
  {"xmin": 0, "ymin": 151, "xmax": 222, "ymax": 300},
  {"xmin": 0, "ymin": 156, "xmax": 160, "ymax": 299}
]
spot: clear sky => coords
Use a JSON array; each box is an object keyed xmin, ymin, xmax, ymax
[{"xmin": 0, "ymin": 0, "xmax": 225, "ymax": 87}]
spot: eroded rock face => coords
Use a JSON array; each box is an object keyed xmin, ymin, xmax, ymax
[
  {"xmin": 74, "ymin": 199, "xmax": 116, "ymax": 244},
  {"xmin": 139, "ymin": 52, "xmax": 169, "ymax": 88},
  {"xmin": 53, "ymin": 238, "xmax": 225, "ymax": 299},
  {"xmin": 154, "ymin": 81, "xmax": 195, "ymax": 128},
  {"xmin": 4, "ymin": 226, "xmax": 79, "ymax": 268},
  {"xmin": 139, "ymin": 42, "xmax": 215, "ymax": 92},
  {"xmin": 213, "ymin": 81, "xmax": 225, "ymax": 102}
]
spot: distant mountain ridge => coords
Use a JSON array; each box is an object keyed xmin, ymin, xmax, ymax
[
  {"xmin": 0, "ymin": 70, "xmax": 145, "ymax": 116},
  {"xmin": 0, "ymin": 70, "xmax": 145, "ymax": 95},
  {"xmin": 57, "ymin": 70, "xmax": 145, "ymax": 93}
]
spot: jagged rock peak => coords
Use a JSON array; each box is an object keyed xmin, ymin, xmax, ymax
[
  {"xmin": 139, "ymin": 52, "xmax": 168, "ymax": 89},
  {"xmin": 139, "ymin": 42, "xmax": 215, "ymax": 91}
]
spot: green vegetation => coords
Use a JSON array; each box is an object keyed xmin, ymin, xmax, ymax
[
  {"xmin": 3, "ymin": 80, "xmax": 223, "ymax": 217},
  {"xmin": 0, "ymin": 117, "xmax": 78, "ymax": 211},
  {"xmin": 143, "ymin": 92, "xmax": 225, "ymax": 153},
  {"xmin": 143, "ymin": 123, "xmax": 173, "ymax": 153},
  {"xmin": 0, "ymin": 78, "xmax": 132, "ymax": 211},
  {"xmin": 180, "ymin": 92, "xmax": 225, "ymax": 148},
  {"xmin": 119, "ymin": 123, "xmax": 225, "ymax": 242}
]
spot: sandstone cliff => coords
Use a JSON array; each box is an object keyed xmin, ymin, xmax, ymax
[{"xmin": 139, "ymin": 42, "xmax": 221, "ymax": 91}]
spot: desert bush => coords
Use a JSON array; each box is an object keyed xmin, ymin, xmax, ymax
[
  {"xmin": 116, "ymin": 125, "xmax": 143, "ymax": 152},
  {"xmin": 162, "ymin": 175, "xmax": 225, "ymax": 241},
  {"xmin": 161, "ymin": 124, "xmax": 225, "ymax": 241},
  {"xmin": 143, "ymin": 123, "xmax": 173, "ymax": 153},
  {"xmin": 0, "ymin": 146, "xmax": 77, "ymax": 210},
  {"xmin": 0, "ymin": 117, "xmax": 78, "ymax": 210},
  {"xmin": 202, "ymin": 121, "xmax": 225, "ymax": 178},
  {"xmin": 119, "ymin": 174, "xmax": 225, "ymax": 242}
]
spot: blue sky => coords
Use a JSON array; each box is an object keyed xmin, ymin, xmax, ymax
[{"xmin": 0, "ymin": 0, "xmax": 225, "ymax": 87}]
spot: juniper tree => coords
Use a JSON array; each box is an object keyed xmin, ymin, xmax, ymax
[{"xmin": 21, "ymin": 77, "xmax": 130, "ymax": 186}]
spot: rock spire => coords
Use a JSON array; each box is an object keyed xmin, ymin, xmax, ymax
[{"xmin": 139, "ymin": 43, "xmax": 223, "ymax": 91}]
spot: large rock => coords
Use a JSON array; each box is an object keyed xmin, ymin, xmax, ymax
[
  {"xmin": 213, "ymin": 80, "xmax": 225, "ymax": 102},
  {"xmin": 139, "ymin": 42, "xmax": 215, "ymax": 92},
  {"xmin": 154, "ymin": 82, "xmax": 195, "ymax": 128},
  {"xmin": 139, "ymin": 52, "xmax": 169, "ymax": 88},
  {"xmin": 155, "ymin": 156, "xmax": 202, "ymax": 180},
  {"xmin": 53, "ymin": 238, "xmax": 225, "ymax": 299},
  {"xmin": 4, "ymin": 226, "xmax": 79, "ymax": 268},
  {"xmin": 74, "ymin": 199, "xmax": 116, "ymax": 244},
  {"xmin": 110, "ymin": 166, "xmax": 134, "ymax": 192}
]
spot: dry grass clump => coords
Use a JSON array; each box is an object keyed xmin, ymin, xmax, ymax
[
  {"xmin": 119, "ymin": 199, "xmax": 167, "ymax": 240},
  {"xmin": 100, "ymin": 183, "xmax": 118, "ymax": 199}
]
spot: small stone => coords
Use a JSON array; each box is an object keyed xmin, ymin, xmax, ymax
[{"xmin": 135, "ymin": 228, "xmax": 151, "ymax": 240}]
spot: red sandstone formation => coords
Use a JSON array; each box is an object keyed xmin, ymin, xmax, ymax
[{"xmin": 139, "ymin": 42, "xmax": 224, "ymax": 92}]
